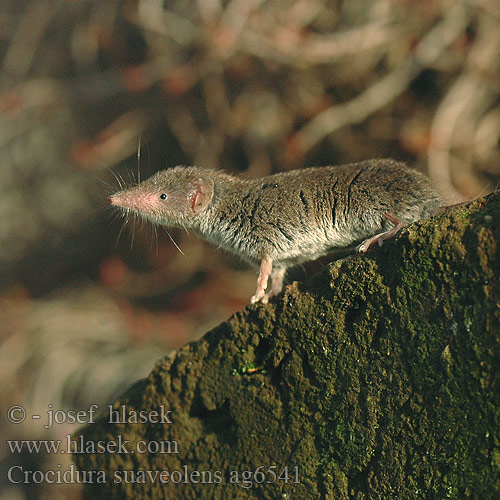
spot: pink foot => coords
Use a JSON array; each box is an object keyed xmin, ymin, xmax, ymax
[
  {"xmin": 358, "ymin": 212, "xmax": 406, "ymax": 253},
  {"xmin": 261, "ymin": 267, "xmax": 286, "ymax": 304},
  {"xmin": 251, "ymin": 256, "xmax": 273, "ymax": 304}
]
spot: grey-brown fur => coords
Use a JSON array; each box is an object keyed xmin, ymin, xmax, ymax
[{"xmin": 110, "ymin": 159, "xmax": 441, "ymax": 302}]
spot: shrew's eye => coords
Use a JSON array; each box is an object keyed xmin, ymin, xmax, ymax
[{"xmin": 160, "ymin": 193, "xmax": 167, "ymax": 200}]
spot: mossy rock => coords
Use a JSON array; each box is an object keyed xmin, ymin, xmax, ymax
[{"xmin": 74, "ymin": 193, "xmax": 500, "ymax": 499}]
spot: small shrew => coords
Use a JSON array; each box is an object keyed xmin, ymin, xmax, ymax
[{"xmin": 109, "ymin": 159, "xmax": 441, "ymax": 303}]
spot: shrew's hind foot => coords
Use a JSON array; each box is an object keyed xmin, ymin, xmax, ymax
[
  {"xmin": 261, "ymin": 267, "xmax": 286, "ymax": 304},
  {"xmin": 251, "ymin": 260, "xmax": 286, "ymax": 304},
  {"xmin": 357, "ymin": 212, "xmax": 406, "ymax": 253}
]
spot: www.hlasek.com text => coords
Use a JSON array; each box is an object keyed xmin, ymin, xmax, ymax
[{"xmin": 8, "ymin": 434, "xmax": 179, "ymax": 455}]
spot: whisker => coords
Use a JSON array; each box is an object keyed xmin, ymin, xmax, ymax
[
  {"xmin": 137, "ymin": 134, "xmax": 142, "ymax": 184},
  {"xmin": 161, "ymin": 226, "xmax": 185, "ymax": 256},
  {"xmin": 118, "ymin": 171, "xmax": 128, "ymax": 190},
  {"xmin": 93, "ymin": 173, "xmax": 114, "ymax": 190},
  {"xmin": 106, "ymin": 167, "xmax": 124, "ymax": 191},
  {"xmin": 105, "ymin": 205, "xmax": 121, "ymax": 220},
  {"xmin": 115, "ymin": 209, "xmax": 129, "ymax": 247},
  {"xmin": 130, "ymin": 213, "xmax": 137, "ymax": 250},
  {"xmin": 153, "ymin": 224, "xmax": 159, "ymax": 255},
  {"xmin": 125, "ymin": 168, "xmax": 136, "ymax": 186}
]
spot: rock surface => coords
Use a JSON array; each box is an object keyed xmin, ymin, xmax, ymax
[{"xmin": 74, "ymin": 193, "xmax": 500, "ymax": 499}]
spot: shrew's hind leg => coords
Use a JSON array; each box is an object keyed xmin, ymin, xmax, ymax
[{"xmin": 357, "ymin": 212, "xmax": 406, "ymax": 253}]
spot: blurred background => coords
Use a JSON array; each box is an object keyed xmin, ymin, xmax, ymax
[{"xmin": 0, "ymin": 0, "xmax": 499, "ymax": 498}]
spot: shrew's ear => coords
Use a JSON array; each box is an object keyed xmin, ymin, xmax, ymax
[{"xmin": 188, "ymin": 176, "xmax": 214, "ymax": 214}]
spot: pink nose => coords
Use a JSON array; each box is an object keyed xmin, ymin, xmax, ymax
[
  {"xmin": 109, "ymin": 193, "xmax": 137, "ymax": 209},
  {"xmin": 109, "ymin": 194, "xmax": 125, "ymax": 206},
  {"xmin": 109, "ymin": 192, "xmax": 160, "ymax": 212}
]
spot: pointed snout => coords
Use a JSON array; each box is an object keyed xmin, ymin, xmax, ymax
[
  {"xmin": 109, "ymin": 192, "xmax": 140, "ymax": 209},
  {"xmin": 108, "ymin": 191, "xmax": 162, "ymax": 213},
  {"xmin": 108, "ymin": 193, "xmax": 127, "ymax": 207}
]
